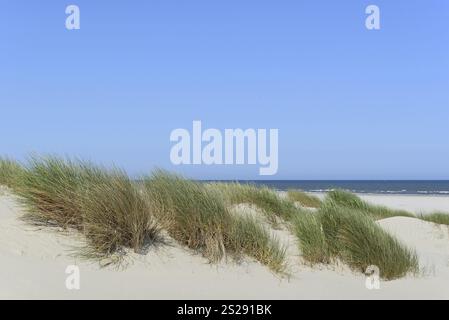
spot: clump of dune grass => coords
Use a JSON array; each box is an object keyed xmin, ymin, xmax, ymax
[
  {"xmin": 145, "ymin": 171, "xmax": 233, "ymax": 262},
  {"xmin": 319, "ymin": 203, "xmax": 418, "ymax": 280},
  {"xmin": 287, "ymin": 190, "xmax": 321, "ymax": 208},
  {"xmin": 207, "ymin": 182, "xmax": 299, "ymax": 224},
  {"xmin": 145, "ymin": 171, "xmax": 287, "ymax": 273},
  {"xmin": 15, "ymin": 156, "xmax": 119, "ymax": 229},
  {"xmin": 0, "ymin": 157, "xmax": 24, "ymax": 190},
  {"xmin": 327, "ymin": 189, "xmax": 415, "ymax": 219},
  {"xmin": 16, "ymin": 156, "xmax": 98, "ymax": 228},
  {"xmin": 79, "ymin": 172, "xmax": 161, "ymax": 258},
  {"xmin": 15, "ymin": 155, "xmax": 161, "ymax": 261},
  {"xmin": 419, "ymin": 212, "xmax": 449, "ymax": 226},
  {"xmin": 230, "ymin": 214, "xmax": 287, "ymax": 273},
  {"xmin": 291, "ymin": 212, "xmax": 329, "ymax": 264},
  {"xmin": 12, "ymin": 157, "xmax": 287, "ymax": 273}
]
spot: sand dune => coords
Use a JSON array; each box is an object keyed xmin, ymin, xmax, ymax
[{"xmin": 1, "ymin": 191, "xmax": 449, "ymax": 299}]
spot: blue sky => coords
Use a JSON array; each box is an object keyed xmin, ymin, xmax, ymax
[{"xmin": 1, "ymin": 1, "xmax": 448, "ymax": 179}]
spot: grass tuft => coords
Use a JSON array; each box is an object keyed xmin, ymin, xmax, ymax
[
  {"xmin": 0, "ymin": 157, "xmax": 24, "ymax": 190},
  {"xmin": 207, "ymin": 182, "xmax": 299, "ymax": 224},
  {"xmin": 15, "ymin": 155, "xmax": 161, "ymax": 260},
  {"xmin": 145, "ymin": 171, "xmax": 233, "ymax": 262},
  {"xmin": 318, "ymin": 202, "xmax": 418, "ymax": 280},
  {"xmin": 145, "ymin": 171, "xmax": 287, "ymax": 272},
  {"xmin": 230, "ymin": 214, "xmax": 287, "ymax": 274},
  {"xmin": 291, "ymin": 212, "xmax": 330, "ymax": 264},
  {"xmin": 80, "ymin": 172, "xmax": 161, "ymax": 258},
  {"xmin": 16, "ymin": 156, "xmax": 97, "ymax": 228},
  {"xmin": 327, "ymin": 189, "xmax": 415, "ymax": 219},
  {"xmin": 419, "ymin": 212, "xmax": 449, "ymax": 226},
  {"xmin": 287, "ymin": 190, "xmax": 321, "ymax": 208}
]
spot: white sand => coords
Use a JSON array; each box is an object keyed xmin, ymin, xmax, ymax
[
  {"xmin": 359, "ymin": 194, "xmax": 449, "ymax": 214},
  {"xmin": 1, "ymin": 189, "xmax": 449, "ymax": 299},
  {"xmin": 311, "ymin": 192, "xmax": 449, "ymax": 214}
]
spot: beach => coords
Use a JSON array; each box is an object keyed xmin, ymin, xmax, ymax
[
  {"xmin": 3, "ymin": 0, "xmax": 448, "ymax": 306},
  {"xmin": 1, "ymin": 188, "xmax": 448, "ymax": 300},
  {"xmin": 313, "ymin": 192, "xmax": 449, "ymax": 215}
]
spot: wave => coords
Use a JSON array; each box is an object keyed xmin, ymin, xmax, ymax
[
  {"xmin": 234, "ymin": 180, "xmax": 449, "ymax": 195},
  {"xmin": 417, "ymin": 191, "xmax": 449, "ymax": 194}
]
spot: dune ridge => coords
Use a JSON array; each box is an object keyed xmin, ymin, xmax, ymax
[{"xmin": 1, "ymin": 156, "xmax": 449, "ymax": 299}]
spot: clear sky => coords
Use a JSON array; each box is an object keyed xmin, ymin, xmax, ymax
[{"xmin": 1, "ymin": 1, "xmax": 448, "ymax": 179}]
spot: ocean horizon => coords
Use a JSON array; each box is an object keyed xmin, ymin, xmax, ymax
[{"xmin": 202, "ymin": 180, "xmax": 449, "ymax": 195}]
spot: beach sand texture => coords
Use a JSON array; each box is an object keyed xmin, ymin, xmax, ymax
[{"xmin": 1, "ymin": 189, "xmax": 448, "ymax": 299}]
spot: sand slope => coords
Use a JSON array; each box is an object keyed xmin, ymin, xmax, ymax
[{"xmin": 1, "ymin": 192, "xmax": 449, "ymax": 299}]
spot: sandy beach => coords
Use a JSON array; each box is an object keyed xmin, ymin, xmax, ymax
[
  {"xmin": 1, "ymin": 188, "xmax": 448, "ymax": 300},
  {"xmin": 313, "ymin": 192, "xmax": 449, "ymax": 215},
  {"xmin": 3, "ymin": 0, "xmax": 449, "ymax": 306}
]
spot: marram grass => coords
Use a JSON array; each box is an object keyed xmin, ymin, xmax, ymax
[
  {"xmin": 14, "ymin": 156, "xmax": 162, "ymax": 260},
  {"xmin": 327, "ymin": 189, "xmax": 415, "ymax": 219},
  {"xmin": 145, "ymin": 171, "xmax": 232, "ymax": 262},
  {"xmin": 145, "ymin": 171, "xmax": 287, "ymax": 273},
  {"xmin": 207, "ymin": 182, "xmax": 299, "ymax": 225},
  {"xmin": 318, "ymin": 203, "xmax": 418, "ymax": 280},
  {"xmin": 16, "ymin": 156, "xmax": 97, "ymax": 228},
  {"xmin": 419, "ymin": 212, "xmax": 449, "ymax": 226},
  {"xmin": 290, "ymin": 197, "xmax": 418, "ymax": 279},
  {"xmin": 291, "ymin": 212, "xmax": 330, "ymax": 264},
  {"xmin": 287, "ymin": 190, "xmax": 321, "ymax": 208},
  {"xmin": 0, "ymin": 157, "xmax": 24, "ymax": 190},
  {"xmin": 1, "ymin": 154, "xmax": 428, "ymax": 278},
  {"xmin": 230, "ymin": 214, "xmax": 287, "ymax": 274},
  {"xmin": 2, "ymin": 157, "xmax": 286, "ymax": 273},
  {"xmin": 327, "ymin": 189, "xmax": 449, "ymax": 226},
  {"xmin": 79, "ymin": 172, "xmax": 161, "ymax": 258}
]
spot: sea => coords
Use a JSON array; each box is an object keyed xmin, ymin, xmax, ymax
[{"xmin": 210, "ymin": 180, "xmax": 449, "ymax": 195}]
